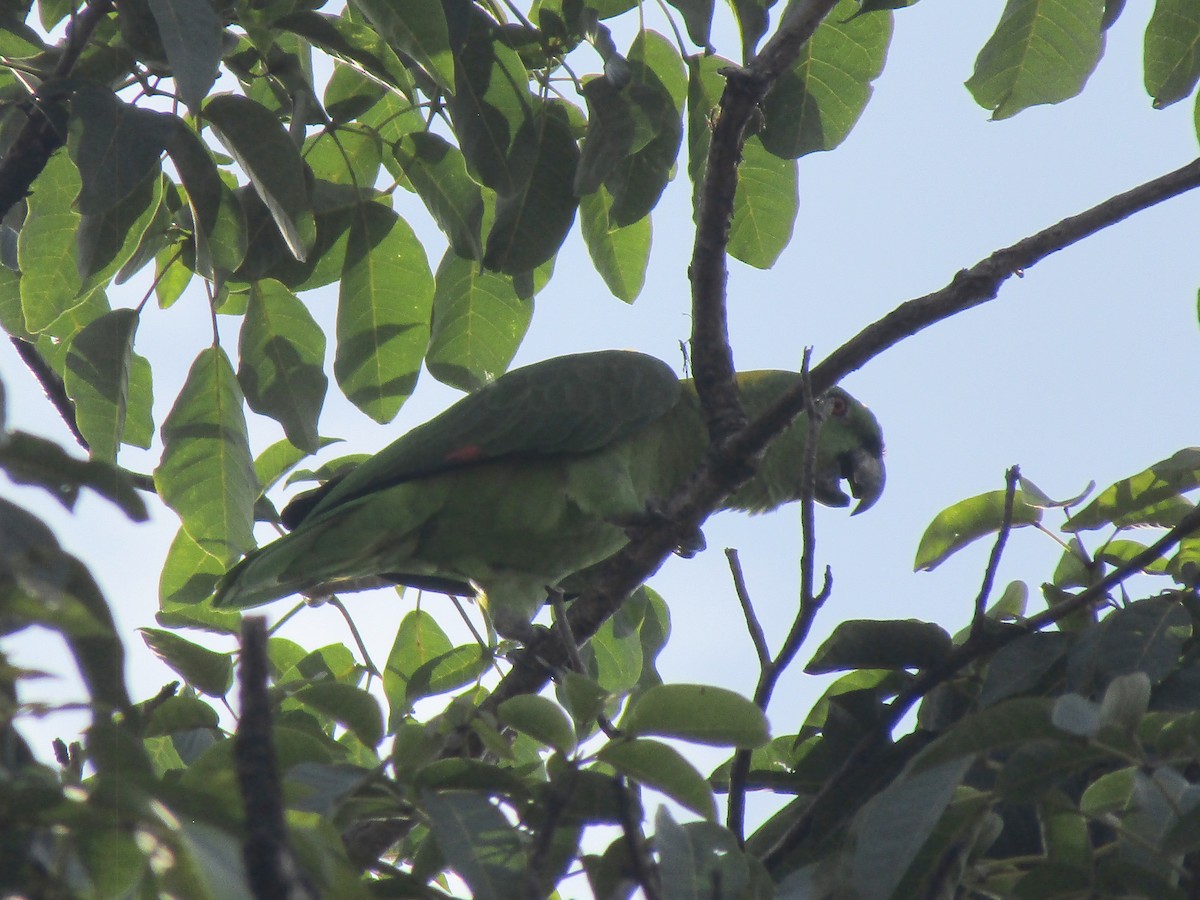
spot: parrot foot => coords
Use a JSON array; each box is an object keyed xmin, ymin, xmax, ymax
[{"xmin": 616, "ymin": 505, "xmax": 707, "ymax": 558}]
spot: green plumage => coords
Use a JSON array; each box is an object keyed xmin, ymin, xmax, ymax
[{"xmin": 214, "ymin": 351, "xmax": 885, "ymax": 638}]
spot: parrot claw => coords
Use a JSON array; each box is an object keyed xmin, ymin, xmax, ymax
[{"xmin": 617, "ymin": 503, "xmax": 707, "ymax": 558}]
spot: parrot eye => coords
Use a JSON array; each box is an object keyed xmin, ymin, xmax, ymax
[{"xmin": 829, "ymin": 395, "xmax": 848, "ymax": 417}]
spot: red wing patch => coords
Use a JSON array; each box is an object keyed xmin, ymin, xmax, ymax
[{"xmin": 444, "ymin": 444, "xmax": 486, "ymax": 464}]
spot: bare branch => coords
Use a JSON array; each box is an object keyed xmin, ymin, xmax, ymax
[
  {"xmin": 727, "ymin": 548, "xmax": 769, "ymax": 666},
  {"xmin": 10, "ymin": 336, "xmax": 88, "ymax": 450},
  {"xmin": 972, "ymin": 465, "xmax": 1021, "ymax": 635},
  {"xmin": 739, "ymin": 156, "xmax": 1200, "ymax": 456},
  {"xmin": 688, "ymin": 0, "xmax": 841, "ymax": 440}
]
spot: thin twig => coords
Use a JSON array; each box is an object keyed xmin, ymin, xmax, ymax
[
  {"xmin": 972, "ymin": 465, "xmax": 1021, "ymax": 635},
  {"xmin": 551, "ymin": 592, "xmax": 618, "ymax": 739},
  {"xmin": 615, "ymin": 777, "xmax": 661, "ymax": 900},
  {"xmin": 729, "ymin": 355, "xmax": 830, "ymax": 842},
  {"xmin": 9, "ymin": 336, "xmax": 88, "ymax": 449},
  {"xmin": 727, "ymin": 548, "xmax": 769, "ymax": 666},
  {"xmin": 327, "ymin": 595, "xmax": 381, "ymax": 680}
]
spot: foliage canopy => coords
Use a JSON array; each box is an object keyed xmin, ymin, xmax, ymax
[{"xmin": 4, "ymin": 0, "xmax": 1200, "ymax": 897}]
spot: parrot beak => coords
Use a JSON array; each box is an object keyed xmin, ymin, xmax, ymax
[{"xmin": 847, "ymin": 448, "xmax": 886, "ymax": 515}]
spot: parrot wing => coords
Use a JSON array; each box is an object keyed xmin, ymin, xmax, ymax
[{"xmin": 283, "ymin": 350, "xmax": 683, "ymax": 527}]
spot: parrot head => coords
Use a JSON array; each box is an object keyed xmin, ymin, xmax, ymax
[{"xmin": 815, "ymin": 387, "xmax": 885, "ymax": 515}]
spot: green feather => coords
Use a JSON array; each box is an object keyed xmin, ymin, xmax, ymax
[{"xmin": 214, "ymin": 351, "xmax": 885, "ymax": 638}]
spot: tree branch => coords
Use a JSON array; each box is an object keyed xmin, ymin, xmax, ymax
[
  {"xmin": 760, "ymin": 505, "xmax": 1200, "ymax": 871},
  {"xmin": 688, "ymin": 0, "xmax": 841, "ymax": 441},
  {"xmin": 972, "ymin": 465, "xmax": 1020, "ymax": 635},
  {"xmin": 480, "ymin": 154, "xmax": 1200, "ymax": 716},
  {"xmin": 235, "ymin": 617, "xmax": 318, "ymax": 900}
]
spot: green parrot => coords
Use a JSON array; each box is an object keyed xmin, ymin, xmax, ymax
[{"xmin": 214, "ymin": 350, "xmax": 885, "ymax": 639}]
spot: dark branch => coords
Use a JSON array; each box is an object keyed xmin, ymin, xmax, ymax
[
  {"xmin": 688, "ymin": 0, "xmax": 841, "ymax": 441},
  {"xmin": 10, "ymin": 336, "xmax": 88, "ymax": 450},
  {"xmin": 972, "ymin": 465, "xmax": 1021, "ymax": 635},
  {"xmin": 727, "ymin": 548, "xmax": 769, "ymax": 666},
  {"xmin": 235, "ymin": 617, "xmax": 318, "ymax": 900}
]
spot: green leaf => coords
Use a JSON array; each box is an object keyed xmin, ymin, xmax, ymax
[
  {"xmin": 849, "ymin": 758, "xmax": 973, "ymax": 900},
  {"xmin": 426, "ymin": 251, "xmax": 533, "ymax": 391},
  {"xmin": 621, "ymin": 684, "xmax": 769, "ymax": 748},
  {"xmin": 158, "ymin": 524, "xmax": 228, "ymax": 608},
  {"xmin": 805, "ymin": 619, "xmax": 953, "ymax": 674},
  {"xmin": 335, "ymin": 203, "xmax": 433, "ymax": 422},
  {"xmin": 664, "ymin": 0, "xmax": 715, "ymax": 49},
  {"xmin": 406, "ymin": 644, "xmax": 491, "ymax": 706},
  {"xmin": 63, "ymin": 308, "xmax": 139, "ymax": 462},
  {"xmin": 0, "ymin": 431, "xmax": 147, "ymax": 520},
  {"xmin": 1098, "ymin": 538, "xmax": 1172, "ymax": 574},
  {"xmin": 654, "ymin": 811, "xmax": 754, "ymax": 898},
  {"xmin": 68, "ymin": 86, "xmax": 173, "ymax": 215},
  {"xmin": 0, "ymin": 499, "xmax": 131, "ymax": 709},
  {"xmin": 384, "ymin": 609, "xmax": 453, "ymax": 724},
  {"xmin": 604, "ymin": 31, "xmax": 685, "ymax": 227},
  {"xmin": 1065, "ymin": 448, "xmax": 1200, "ymax": 531},
  {"xmin": 165, "ymin": 120, "xmax": 247, "ymax": 278},
  {"xmin": 978, "ymin": 632, "xmax": 1069, "ymax": 706},
  {"xmin": 1066, "ymin": 595, "xmax": 1191, "ymax": 692},
  {"xmin": 1051, "ymin": 692, "xmax": 1101, "ymax": 736},
  {"xmin": 144, "ymin": 694, "xmax": 221, "ymax": 737},
  {"xmin": 125, "ymin": 353, "xmax": 155, "ymax": 450},
  {"xmin": 760, "ymin": 0, "xmax": 893, "ymax": 158},
  {"xmin": 293, "ymin": 682, "xmax": 385, "ymax": 747},
  {"xmin": 598, "ymin": 738, "xmax": 717, "ymax": 820},
  {"xmin": 18, "ymin": 151, "xmax": 83, "ymax": 332},
  {"xmin": 966, "ymin": 0, "xmax": 1106, "ymax": 119},
  {"xmin": 575, "ymin": 74, "xmax": 662, "ymax": 195},
  {"xmin": 1080, "ymin": 766, "xmax": 1136, "ymax": 816},
  {"xmin": 303, "ymin": 124, "xmax": 383, "ymax": 188},
  {"xmin": 205, "ymin": 94, "xmax": 316, "ymax": 262},
  {"xmin": 140, "ymin": 627, "xmax": 233, "ymax": 696},
  {"xmin": 237, "ymin": 279, "xmax": 327, "ymax": 452},
  {"xmin": 393, "ymin": 132, "xmax": 484, "ymax": 261},
  {"xmin": 148, "ymin": 0, "xmax": 222, "ymax": 110},
  {"xmin": 154, "ymin": 347, "xmax": 259, "ymax": 565},
  {"xmin": 76, "ymin": 166, "xmax": 161, "ymax": 283},
  {"xmin": 685, "ymin": 53, "xmax": 728, "ymax": 213},
  {"xmin": 446, "ymin": 22, "xmax": 532, "ymax": 194},
  {"xmin": 79, "ymin": 830, "xmax": 146, "ymax": 897},
  {"xmin": 282, "ymin": 11, "xmax": 413, "ymax": 96},
  {"xmin": 583, "ymin": 600, "xmax": 644, "ymax": 694},
  {"xmin": 579, "ymin": 186, "xmax": 650, "ymax": 302},
  {"xmin": 349, "ymin": 0, "xmax": 455, "ymax": 94},
  {"xmin": 912, "ymin": 698, "xmax": 1059, "ymax": 771},
  {"xmin": 727, "ymin": 135, "xmax": 797, "ymax": 269},
  {"xmin": 1097, "ymin": 671, "xmax": 1151, "ymax": 736},
  {"xmin": 914, "ymin": 489, "xmax": 1042, "ymax": 571},
  {"xmin": 421, "ymin": 790, "xmax": 527, "ymax": 899},
  {"xmin": 729, "ymin": 0, "xmax": 771, "ymax": 60},
  {"xmin": 1145, "ymin": 0, "xmax": 1200, "ymax": 107},
  {"xmin": 497, "ymin": 695, "xmax": 576, "ymax": 754},
  {"xmin": 483, "ymin": 102, "xmax": 581, "ymax": 275}
]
